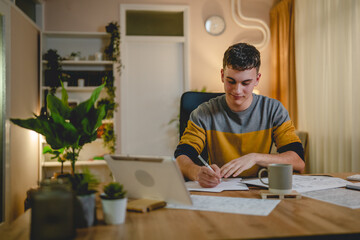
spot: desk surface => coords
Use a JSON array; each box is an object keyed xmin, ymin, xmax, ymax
[{"xmin": 2, "ymin": 173, "xmax": 360, "ymax": 240}]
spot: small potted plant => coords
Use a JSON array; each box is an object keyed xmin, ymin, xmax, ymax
[
  {"xmin": 70, "ymin": 51, "xmax": 81, "ymax": 61},
  {"xmin": 100, "ymin": 182, "xmax": 127, "ymax": 225}
]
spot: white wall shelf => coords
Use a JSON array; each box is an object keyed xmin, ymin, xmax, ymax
[
  {"xmin": 41, "ymin": 86, "xmax": 99, "ymax": 92},
  {"xmin": 42, "ymin": 160, "xmax": 107, "ymax": 167},
  {"xmin": 40, "ymin": 30, "xmax": 116, "ymax": 180},
  {"xmin": 43, "ymin": 31, "xmax": 110, "ymax": 38},
  {"xmin": 42, "ymin": 60, "xmax": 113, "ymax": 65}
]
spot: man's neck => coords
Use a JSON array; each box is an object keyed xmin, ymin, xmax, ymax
[{"xmin": 226, "ymin": 94, "xmax": 254, "ymax": 112}]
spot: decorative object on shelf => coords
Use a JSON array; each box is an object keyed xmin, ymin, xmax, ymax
[
  {"xmin": 43, "ymin": 49, "xmax": 63, "ymax": 94},
  {"xmin": 205, "ymin": 15, "xmax": 226, "ymax": 36},
  {"xmin": 10, "ymin": 82, "xmax": 107, "ymax": 175},
  {"xmin": 95, "ymin": 52, "xmax": 103, "ymax": 61},
  {"xmin": 67, "ymin": 99, "xmax": 79, "ymax": 109},
  {"xmin": 70, "ymin": 51, "xmax": 81, "ymax": 61},
  {"xmin": 100, "ymin": 182, "xmax": 127, "ymax": 225},
  {"xmin": 78, "ymin": 78, "xmax": 85, "ymax": 87}
]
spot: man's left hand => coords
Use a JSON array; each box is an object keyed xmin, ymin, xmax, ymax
[{"xmin": 220, "ymin": 153, "xmax": 257, "ymax": 178}]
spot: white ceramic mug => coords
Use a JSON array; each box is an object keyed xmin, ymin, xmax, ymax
[{"xmin": 258, "ymin": 164, "xmax": 293, "ymax": 194}]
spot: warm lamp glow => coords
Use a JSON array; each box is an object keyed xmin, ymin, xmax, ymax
[
  {"xmin": 253, "ymin": 88, "xmax": 260, "ymax": 95},
  {"xmin": 29, "ymin": 130, "xmax": 39, "ymax": 142}
]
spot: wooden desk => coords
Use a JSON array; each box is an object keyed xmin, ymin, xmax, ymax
[{"xmin": 2, "ymin": 173, "xmax": 360, "ymax": 239}]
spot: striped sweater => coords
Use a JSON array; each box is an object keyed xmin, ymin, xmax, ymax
[{"xmin": 175, "ymin": 94, "xmax": 304, "ymax": 177}]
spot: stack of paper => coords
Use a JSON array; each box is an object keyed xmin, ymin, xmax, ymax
[
  {"xmin": 166, "ymin": 195, "xmax": 280, "ymax": 216},
  {"xmin": 185, "ymin": 178, "xmax": 248, "ymax": 192},
  {"xmin": 241, "ymin": 175, "xmax": 352, "ymax": 193}
]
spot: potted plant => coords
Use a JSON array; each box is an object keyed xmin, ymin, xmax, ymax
[
  {"xmin": 11, "ymin": 82, "xmax": 106, "ymax": 175},
  {"xmin": 43, "ymin": 49, "xmax": 63, "ymax": 94},
  {"xmin": 100, "ymin": 182, "xmax": 127, "ymax": 225},
  {"xmin": 11, "ymin": 83, "xmax": 106, "ymax": 228},
  {"xmin": 70, "ymin": 51, "xmax": 81, "ymax": 61}
]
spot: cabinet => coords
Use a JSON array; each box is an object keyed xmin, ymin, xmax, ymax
[{"xmin": 40, "ymin": 31, "xmax": 116, "ymax": 181}]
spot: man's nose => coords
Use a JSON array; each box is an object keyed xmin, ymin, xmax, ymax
[{"xmin": 234, "ymin": 83, "xmax": 243, "ymax": 94}]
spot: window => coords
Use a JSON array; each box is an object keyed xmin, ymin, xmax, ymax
[{"xmin": 126, "ymin": 10, "xmax": 184, "ymax": 36}]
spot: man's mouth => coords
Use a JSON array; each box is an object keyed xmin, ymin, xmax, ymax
[{"xmin": 230, "ymin": 94, "xmax": 243, "ymax": 100}]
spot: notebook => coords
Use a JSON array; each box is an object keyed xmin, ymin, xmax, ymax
[{"xmin": 104, "ymin": 154, "xmax": 192, "ymax": 206}]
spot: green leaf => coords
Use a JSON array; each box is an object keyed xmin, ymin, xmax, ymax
[
  {"xmin": 47, "ymin": 94, "xmax": 71, "ymax": 121},
  {"xmin": 10, "ymin": 118, "xmax": 47, "ymax": 136},
  {"xmin": 60, "ymin": 81, "xmax": 68, "ymax": 105}
]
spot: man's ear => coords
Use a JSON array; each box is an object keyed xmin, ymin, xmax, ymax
[
  {"xmin": 255, "ymin": 72, "xmax": 261, "ymax": 86},
  {"xmin": 221, "ymin": 69, "xmax": 224, "ymax": 83}
]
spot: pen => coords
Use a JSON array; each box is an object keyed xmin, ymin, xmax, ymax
[{"xmin": 198, "ymin": 155, "xmax": 214, "ymax": 172}]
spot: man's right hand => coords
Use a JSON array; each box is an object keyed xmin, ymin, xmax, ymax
[{"xmin": 197, "ymin": 164, "xmax": 221, "ymax": 188}]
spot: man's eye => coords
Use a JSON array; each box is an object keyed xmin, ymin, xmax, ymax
[
  {"xmin": 242, "ymin": 81, "xmax": 251, "ymax": 86},
  {"xmin": 228, "ymin": 80, "xmax": 236, "ymax": 84}
]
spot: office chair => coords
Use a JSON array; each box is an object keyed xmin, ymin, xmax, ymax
[
  {"xmin": 270, "ymin": 130, "xmax": 309, "ymax": 167},
  {"xmin": 179, "ymin": 91, "xmax": 224, "ymax": 165}
]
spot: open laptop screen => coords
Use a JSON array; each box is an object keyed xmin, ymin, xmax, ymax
[{"xmin": 104, "ymin": 155, "xmax": 192, "ymax": 205}]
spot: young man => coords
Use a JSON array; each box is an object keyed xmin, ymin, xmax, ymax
[{"xmin": 174, "ymin": 43, "xmax": 305, "ymax": 188}]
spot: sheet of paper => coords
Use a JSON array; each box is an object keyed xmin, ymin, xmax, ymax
[
  {"xmin": 185, "ymin": 178, "xmax": 248, "ymax": 192},
  {"xmin": 303, "ymin": 188, "xmax": 360, "ymax": 209},
  {"xmin": 241, "ymin": 175, "xmax": 352, "ymax": 193},
  {"xmin": 166, "ymin": 195, "xmax": 280, "ymax": 216}
]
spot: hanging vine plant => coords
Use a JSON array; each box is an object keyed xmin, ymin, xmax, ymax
[
  {"xmin": 97, "ymin": 21, "xmax": 122, "ymax": 153},
  {"xmin": 105, "ymin": 21, "xmax": 122, "ymax": 73}
]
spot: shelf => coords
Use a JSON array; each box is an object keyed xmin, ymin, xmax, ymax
[
  {"xmin": 42, "ymin": 60, "xmax": 113, "ymax": 65},
  {"xmin": 42, "ymin": 160, "xmax": 107, "ymax": 167},
  {"xmin": 43, "ymin": 31, "xmax": 110, "ymax": 38},
  {"xmin": 41, "ymin": 86, "xmax": 98, "ymax": 92}
]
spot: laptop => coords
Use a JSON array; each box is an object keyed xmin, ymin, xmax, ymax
[{"xmin": 104, "ymin": 154, "xmax": 192, "ymax": 206}]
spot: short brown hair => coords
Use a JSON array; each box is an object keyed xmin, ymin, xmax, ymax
[{"xmin": 223, "ymin": 43, "xmax": 261, "ymax": 72}]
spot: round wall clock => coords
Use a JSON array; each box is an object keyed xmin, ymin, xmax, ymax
[{"xmin": 205, "ymin": 15, "xmax": 226, "ymax": 36}]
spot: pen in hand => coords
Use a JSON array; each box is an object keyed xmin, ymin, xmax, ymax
[
  {"xmin": 198, "ymin": 155, "xmax": 214, "ymax": 172},
  {"xmin": 198, "ymin": 155, "xmax": 221, "ymax": 181}
]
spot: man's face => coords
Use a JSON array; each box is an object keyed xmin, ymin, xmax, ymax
[{"xmin": 221, "ymin": 66, "xmax": 260, "ymax": 112}]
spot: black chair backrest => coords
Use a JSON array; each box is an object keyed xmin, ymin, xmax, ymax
[{"xmin": 179, "ymin": 91, "xmax": 224, "ymax": 163}]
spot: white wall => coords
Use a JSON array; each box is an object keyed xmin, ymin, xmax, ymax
[{"xmin": 43, "ymin": 0, "xmax": 274, "ymax": 96}]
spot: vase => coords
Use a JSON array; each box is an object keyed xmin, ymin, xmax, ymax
[{"xmin": 101, "ymin": 196, "xmax": 127, "ymax": 225}]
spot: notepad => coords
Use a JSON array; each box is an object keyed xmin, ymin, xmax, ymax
[{"xmin": 185, "ymin": 178, "xmax": 248, "ymax": 192}]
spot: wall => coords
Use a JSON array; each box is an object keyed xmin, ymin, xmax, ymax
[
  {"xmin": 43, "ymin": 0, "xmax": 274, "ymax": 96},
  {"xmin": 9, "ymin": 5, "xmax": 40, "ymax": 222}
]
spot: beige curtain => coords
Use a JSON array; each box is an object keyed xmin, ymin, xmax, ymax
[
  {"xmin": 295, "ymin": 0, "xmax": 360, "ymax": 173},
  {"xmin": 270, "ymin": 0, "xmax": 297, "ymax": 127}
]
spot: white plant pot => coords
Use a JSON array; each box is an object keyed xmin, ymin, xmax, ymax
[{"xmin": 101, "ymin": 197, "xmax": 127, "ymax": 225}]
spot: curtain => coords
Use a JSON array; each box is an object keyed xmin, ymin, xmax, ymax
[
  {"xmin": 295, "ymin": 0, "xmax": 360, "ymax": 173},
  {"xmin": 270, "ymin": 0, "xmax": 297, "ymax": 127}
]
